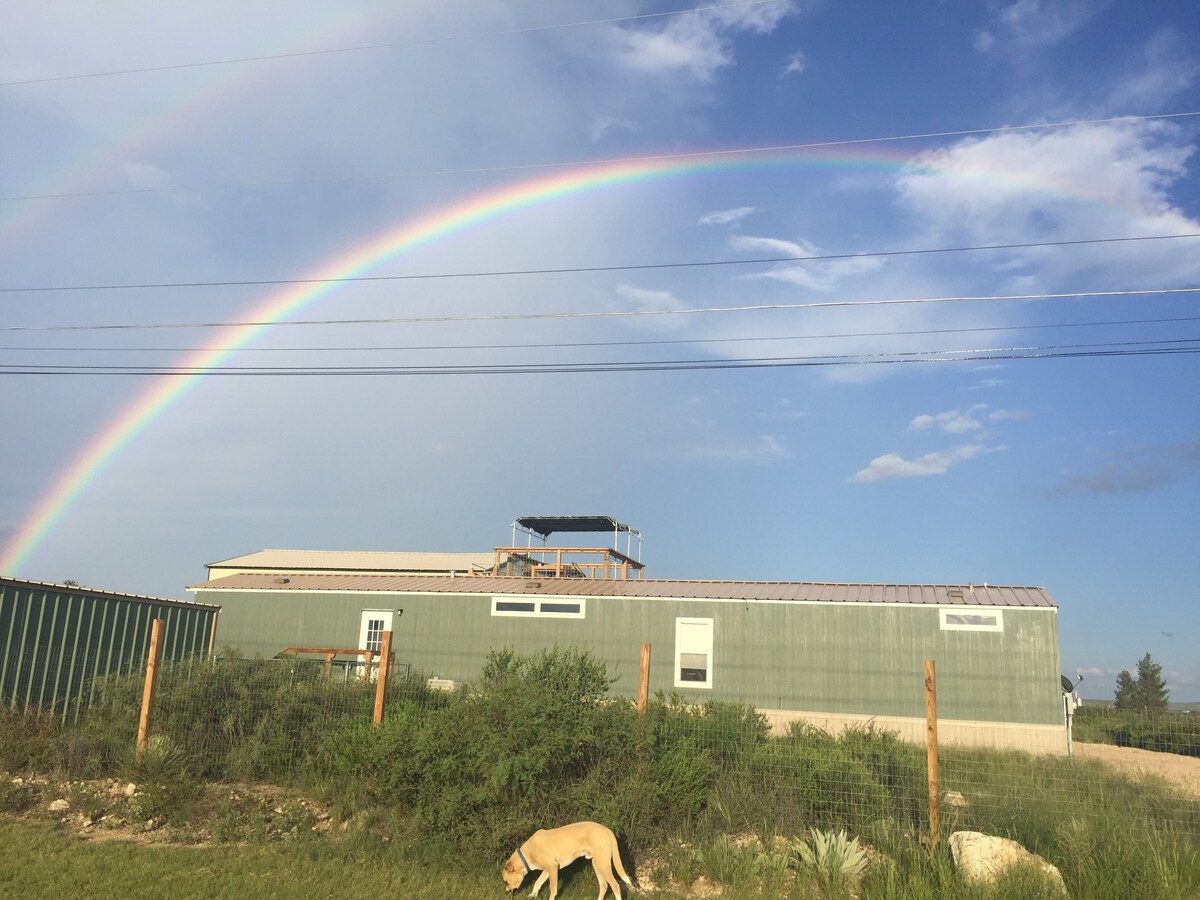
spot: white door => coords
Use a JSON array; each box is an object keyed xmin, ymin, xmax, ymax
[{"xmin": 358, "ymin": 610, "xmax": 393, "ymax": 679}]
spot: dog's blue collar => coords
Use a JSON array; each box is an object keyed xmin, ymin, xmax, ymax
[{"xmin": 517, "ymin": 847, "xmax": 531, "ymax": 874}]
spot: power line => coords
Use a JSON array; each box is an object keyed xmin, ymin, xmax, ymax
[
  {"xmin": 3, "ymin": 315, "xmax": 1197, "ymax": 354},
  {"xmin": 4, "ymin": 287, "xmax": 1198, "ymax": 333},
  {"xmin": 5, "ymin": 232, "xmax": 1198, "ymax": 294},
  {"xmin": 0, "ymin": 1, "xmax": 787, "ymax": 88},
  {"xmin": 1, "ymin": 339, "xmax": 1195, "ymax": 376},
  {"xmin": 4, "ymin": 111, "xmax": 1197, "ymax": 203}
]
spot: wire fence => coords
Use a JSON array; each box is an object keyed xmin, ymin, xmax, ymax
[{"xmin": 3, "ymin": 640, "xmax": 1198, "ymax": 882}]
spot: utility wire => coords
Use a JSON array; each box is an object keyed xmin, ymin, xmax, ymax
[
  {"xmin": 3, "ymin": 315, "xmax": 1197, "ymax": 354},
  {"xmin": 4, "ymin": 111, "xmax": 1197, "ymax": 203},
  {"xmin": 4, "ymin": 232, "xmax": 1198, "ymax": 293},
  {"xmin": 4, "ymin": 287, "xmax": 1198, "ymax": 333},
  {"xmin": 0, "ymin": 1, "xmax": 786, "ymax": 87},
  {"xmin": 1, "ymin": 339, "xmax": 1195, "ymax": 376}
]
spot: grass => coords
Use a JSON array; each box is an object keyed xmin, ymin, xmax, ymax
[{"xmin": 0, "ymin": 819, "xmax": 694, "ymax": 900}]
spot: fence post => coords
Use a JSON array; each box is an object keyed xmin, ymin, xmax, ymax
[
  {"xmin": 373, "ymin": 630, "xmax": 393, "ymax": 725},
  {"xmin": 637, "ymin": 642, "xmax": 651, "ymax": 716},
  {"xmin": 137, "ymin": 619, "xmax": 165, "ymax": 753},
  {"xmin": 925, "ymin": 658, "xmax": 940, "ymax": 849}
]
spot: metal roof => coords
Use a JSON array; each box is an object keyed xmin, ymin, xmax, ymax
[
  {"xmin": 205, "ymin": 549, "xmax": 496, "ymax": 573},
  {"xmin": 188, "ymin": 573, "xmax": 1054, "ymax": 607},
  {"xmin": 2, "ymin": 576, "xmax": 220, "ymax": 609}
]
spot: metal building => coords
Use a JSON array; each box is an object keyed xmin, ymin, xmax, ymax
[
  {"xmin": 0, "ymin": 577, "xmax": 220, "ymax": 722},
  {"xmin": 191, "ymin": 518, "xmax": 1067, "ymax": 754}
]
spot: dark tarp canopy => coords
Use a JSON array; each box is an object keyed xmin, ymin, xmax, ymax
[{"xmin": 514, "ymin": 516, "xmax": 640, "ymax": 540}]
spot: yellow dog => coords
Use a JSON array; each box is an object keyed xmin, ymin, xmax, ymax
[{"xmin": 502, "ymin": 821, "xmax": 634, "ymax": 900}]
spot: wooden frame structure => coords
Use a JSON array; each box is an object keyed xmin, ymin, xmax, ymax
[
  {"xmin": 489, "ymin": 547, "xmax": 645, "ymax": 580},
  {"xmin": 279, "ymin": 646, "xmax": 388, "ymax": 679}
]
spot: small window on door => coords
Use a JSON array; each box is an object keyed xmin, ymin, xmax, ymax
[
  {"xmin": 675, "ymin": 617, "xmax": 714, "ymax": 689},
  {"xmin": 364, "ymin": 617, "xmax": 385, "ymax": 652}
]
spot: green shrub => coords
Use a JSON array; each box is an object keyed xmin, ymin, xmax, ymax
[{"xmin": 0, "ymin": 707, "xmax": 59, "ymax": 772}]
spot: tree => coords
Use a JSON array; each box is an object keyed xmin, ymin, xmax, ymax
[
  {"xmin": 1113, "ymin": 669, "xmax": 1137, "ymax": 709},
  {"xmin": 1113, "ymin": 652, "xmax": 1170, "ymax": 712}
]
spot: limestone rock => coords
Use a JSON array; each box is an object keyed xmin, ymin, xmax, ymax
[
  {"xmin": 949, "ymin": 831, "xmax": 1066, "ymax": 895},
  {"xmin": 943, "ymin": 790, "xmax": 968, "ymax": 809}
]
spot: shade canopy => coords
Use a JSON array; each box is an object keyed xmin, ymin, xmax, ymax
[{"xmin": 514, "ymin": 515, "xmax": 640, "ymax": 540}]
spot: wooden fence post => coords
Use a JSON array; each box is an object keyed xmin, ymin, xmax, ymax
[
  {"xmin": 137, "ymin": 619, "xmax": 165, "ymax": 753},
  {"xmin": 373, "ymin": 630, "xmax": 393, "ymax": 725},
  {"xmin": 925, "ymin": 658, "xmax": 940, "ymax": 849},
  {"xmin": 637, "ymin": 642, "xmax": 651, "ymax": 716}
]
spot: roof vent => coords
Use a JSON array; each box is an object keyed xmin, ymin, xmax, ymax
[
  {"xmin": 946, "ymin": 587, "xmax": 965, "ymax": 603},
  {"xmin": 274, "ymin": 577, "xmax": 290, "ymax": 584}
]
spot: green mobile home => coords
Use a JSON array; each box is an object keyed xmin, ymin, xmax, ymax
[
  {"xmin": 0, "ymin": 577, "xmax": 220, "ymax": 723},
  {"xmin": 191, "ymin": 571, "xmax": 1067, "ymax": 755}
]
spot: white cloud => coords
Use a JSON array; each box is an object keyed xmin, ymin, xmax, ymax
[
  {"xmin": 616, "ymin": 283, "xmax": 686, "ymax": 311},
  {"xmin": 610, "ymin": 2, "xmax": 797, "ymax": 80},
  {"xmin": 989, "ymin": 0, "xmax": 1104, "ymax": 51},
  {"xmin": 989, "ymin": 408, "xmax": 1031, "ymax": 423},
  {"xmin": 1105, "ymin": 30, "xmax": 1199, "ymax": 111},
  {"xmin": 615, "ymin": 283, "xmax": 689, "ymax": 332},
  {"xmin": 908, "ymin": 407, "xmax": 988, "ymax": 435},
  {"xmin": 731, "ymin": 234, "xmax": 885, "ymax": 290},
  {"xmin": 780, "ymin": 50, "xmax": 806, "ymax": 77},
  {"xmin": 852, "ymin": 443, "xmax": 992, "ymax": 483},
  {"xmin": 687, "ymin": 434, "xmax": 787, "ymax": 465},
  {"xmin": 699, "ymin": 206, "xmax": 757, "ymax": 226},
  {"xmin": 894, "ymin": 121, "xmax": 1200, "ymax": 290},
  {"xmin": 898, "ymin": 121, "xmax": 1193, "ymax": 231},
  {"xmin": 589, "ymin": 114, "xmax": 636, "ymax": 143},
  {"xmin": 119, "ymin": 161, "xmax": 174, "ymax": 191}
]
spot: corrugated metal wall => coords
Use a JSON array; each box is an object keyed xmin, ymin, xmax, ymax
[
  {"xmin": 204, "ymin": 587, "xmax": 1063, "ymax": 727},
  {"xmin": 0, "ymin": 579, "xmax": 219, "ymax": 723}
]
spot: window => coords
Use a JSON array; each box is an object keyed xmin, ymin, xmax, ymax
[
  {"xmin": 364, "ymin": 618, "xmax": 385, "ymax": 652},
  {"xmin": 491, "ymin": 597, "xmax": 586, "ymax": 619},
  {"xmin": 675, "ymin": 617, "xmax": 714, "ymax": 688},
  {"xmin": 939, "ymin": 608, "xmax": 1004, "ymax": 632}
]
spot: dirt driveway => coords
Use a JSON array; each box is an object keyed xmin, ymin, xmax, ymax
[{"xmin": 1074, "ymin": 742, "xmax": 1200, "ymax": 798}]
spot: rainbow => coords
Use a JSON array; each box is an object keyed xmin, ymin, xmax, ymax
[{"xmin": 0, "ymin": 134, "xmax": 1169, "ymax": 576}]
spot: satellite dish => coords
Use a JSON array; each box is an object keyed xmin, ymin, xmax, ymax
[{"xmin": 1061, "ymin": 675, "xmax": 1075, "ymax": 693}]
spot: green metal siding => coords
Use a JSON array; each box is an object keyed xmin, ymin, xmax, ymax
[
  {"xmin": 0, "ymin": 580, "xmax": 219, "ymax": 723},
  {"xmin": 206, "ymin": 588, "xmax": 1062, "ymax": 726}
]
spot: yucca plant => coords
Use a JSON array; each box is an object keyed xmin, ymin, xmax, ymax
[
  {"xmin": 129, "ymin": 734, "xmax": 190, "ymax": 782},
  {"xmin": 796, "ymin": 828, "xmax": 869, "ymax": 897}
]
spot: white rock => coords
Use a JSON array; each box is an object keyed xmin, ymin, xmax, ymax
[
  {"xmin": 949, "ymin": 831, "xmax": 1066, "ymax": 895},
  {"xmin": 48, "ymin": 799, "xmax": 69, "ymax": 812}
]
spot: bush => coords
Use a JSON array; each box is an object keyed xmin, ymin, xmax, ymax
[{"xmin": 0, "ymin": 707, "xmax": 59, "ymax": 772}]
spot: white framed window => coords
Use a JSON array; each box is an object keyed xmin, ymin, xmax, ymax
[
  {"xmin": 939, "ymin": 608, "xmax": 1004, "ymax": 632},
  {"xmin": 491, "ymin": 597, "xmax": 586, "ymax": 619},
  {"xmin": 675, "ymin": 617, "xmax": 714, "ymax": 689}
]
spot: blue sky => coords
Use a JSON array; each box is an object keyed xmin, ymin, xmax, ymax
[{"xmin": 1, "ymin": 1, "xmax": 1197, "ymax": 700}]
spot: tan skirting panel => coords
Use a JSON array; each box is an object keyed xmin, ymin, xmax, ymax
[{"xmin": 758, "ymin": 708, "xmax": 1069, "ymax": 756}]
